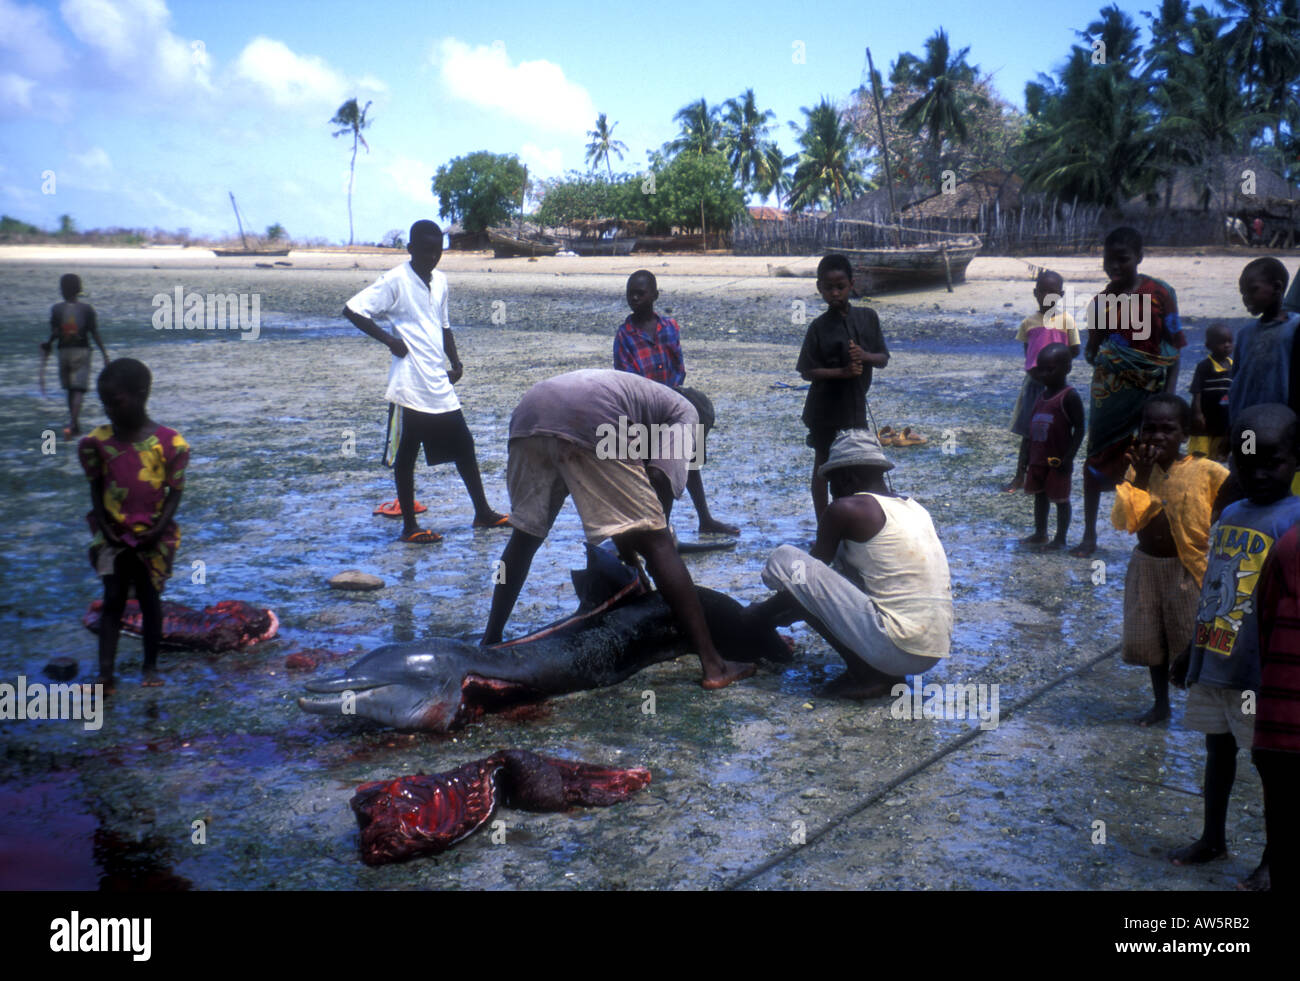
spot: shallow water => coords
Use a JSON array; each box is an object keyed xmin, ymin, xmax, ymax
[{"xmin": 0, "ymin": 262, "xmax": 1255, "ymax": 890}]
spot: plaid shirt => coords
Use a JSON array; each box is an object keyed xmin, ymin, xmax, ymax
[{"xmin": 614, "ymin": 314, "xmax": 685, "ymax": 387}]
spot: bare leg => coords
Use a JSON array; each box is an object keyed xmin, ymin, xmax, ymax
[
  {"xmin": 620, "ymin": 526, "xmax": 753, "ymax": 689},
  {"xmin": 130, "ymin": 553, "xmax": 164, "ymax": 685},
  {"xmin": 68, "ymin": 390, "xmax": 85, "ymax": 434},
  {"xmin": 452, "ymin": 442, "xmax": 505, "ymax": 525},
  {"xmin": 482, "ymin": 530, "xmax": 544, "ymax": 645},
  {"xmin": 1071, "ymin": 469, "xmax": 1100, "ymax": 557},
  {"xmin": 393, "ymin": 424, "xmax": 425, "ymax": 537},
  {"xmin": 1003, "ymin": 438, "xmax": 1028, "ymax": 492},
  {"xmin": 686, "ymin": 469, "xmax": 739, "ymax": 536},
  {"xmin": 1137, "ymin": 664, "xmax": 1170, "ymax": 726},
  {"xmin": 1022, "ymin": 492, "xmax": 1049, "ymax": 545},
  {"xmin": 1048, "ymin": 501, "xmax": 1072, "ymax": 548},
  {"xmin": 811, "ymin": 446, "xmax": 830, "ymax": 522},
  {"xmin": 1171, "ymin": 732, "xmax": 1235, "ymax": 864},
  {"xmin": 97, "ymin": 561, "xmax": 128, "ymax": 689}
]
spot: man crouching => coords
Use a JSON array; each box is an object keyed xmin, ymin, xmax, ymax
[{"xmin": 749, "ymin": 430, "xmax": 953, "ymax": 697}]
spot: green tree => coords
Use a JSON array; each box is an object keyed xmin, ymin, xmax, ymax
[
  {"xmin": 330, "ymin": 97, "xmax": 372, "ymax": 246},
  {"xmin": 535, "ymin": 172, "xmax": 648, "ymax": 226},
  {"xmin": 265, "ymin": 222, "xmax": 287, "ymax": 242},
  {"xmin": 584, "ymin": 113, "xmax": 628, "ymax": 178},
  {"xmin": 432, "ymin": 152, "xmax": 529, "ymax": 233},
  {"xmin": 1020, "ymin": 5, "xmax": 1157, "ymax": 207},
  {"xmin": 720, "ymin": 89, "xmax": 779, "ymax": 195},
  {"xmin": 896, "ymin": 29, "xmax": 983, "ymax": 182},
  {"xmin": 644, "ymin": 151, "xmax": 746, "ymax": 236},
  {"xmin": 57, "ymin": 214, "xmax": 76, "ymax": 237},
  {"xmin": 666, "ymin": 98, "xmax": 722, "ymax": 156},
  {"xmin": 786, "ymin": 99, "xmax": 868, "ymax": 212}
]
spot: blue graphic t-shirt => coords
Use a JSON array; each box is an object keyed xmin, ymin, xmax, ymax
[{"xmin": 1188, "ymin": 494, "xmax": 1300, "ymax": 690}]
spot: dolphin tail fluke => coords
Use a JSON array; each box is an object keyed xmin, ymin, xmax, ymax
[{"xmin": 571, "ymin": 541, "xmax": 644, "ymax": 612}]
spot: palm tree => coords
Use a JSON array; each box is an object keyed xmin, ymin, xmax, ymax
[
  {"xmin": 720, "ymin": 89, "xmax": 778, "ymax": 194},
  {"xmin": 754, "ymin": 142, "xmax": 794, "ymax": 206},
  {"xmin": 667, "ymin": 98, "xmax": 722, "ymax": 156},
  {"xmin": 897, "ymin": 29, "xmax": 982, "ymax": 182},
  {"xmin": 584, "ymin": 113, "xmax": 627, "ymax": 178},
  {"xmin": 330, "ymin": 97, "xmax": 372, "ymax": 246},
  {"xmin": 786, "ymin": 98, "xmax": 867, "ymax": 212}
]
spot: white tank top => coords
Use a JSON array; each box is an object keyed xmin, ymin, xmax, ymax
[{"xmin": 834, "ymin": 492, "xmax": 953, "ymax": 657}]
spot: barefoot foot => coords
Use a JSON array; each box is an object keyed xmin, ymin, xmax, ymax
[
  {"xmin": 1069, "ymin": 538, "xmax": 1097, "ymax": 558},
  {"xmin": 1237, "ymin": 861, "xmax": 1269, "ymax": 890},
  {"xmin": 816, "ymin": 671, "xmax": 904, "ymax": 700},
  {"xmin": 701, "ymin": 660, "xmax": 757, "ymax": 690},
  {"xmin": 1136, "ymin": 702, "xmax": 1170, "ymax": 726},
  {"xmin": 698, "ymin": 518, "xmax": 741, "ymax": 536},
  {"xmin": 141, "ymin": 670, "xmax": 164, "ymax": 687},
  {"xmin": 1170, "ymin": 838, "xmax": 1227, "ymax": 865},
  {"xmin": 1020, "ymin": 533, "xmax": 1048, "ymax": 546}
]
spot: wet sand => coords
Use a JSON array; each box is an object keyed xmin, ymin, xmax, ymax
[{"xmin": 0, "ymin": 246, "xmax": 1288, "ymax": 890}]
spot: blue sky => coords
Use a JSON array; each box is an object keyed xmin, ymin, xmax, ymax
[{"xmin": 2, "ymin": 0, "xmax": 1141, "ymax": 242}]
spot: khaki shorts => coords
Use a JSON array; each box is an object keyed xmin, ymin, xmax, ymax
[
  {"xmin": 506, "ymin": 434, "xmax": 666, "ymax": 543},
  {"xmin": 59, "ymin": 347, "xmax": 91, "ymax": 392},
  {"xmin": 1121, "ymin": 549, "xmax": 1199, "ymax": 667},
  {"xmin": 1184, "ymin": 682, "xmax": 1255, "ymax": 747}
]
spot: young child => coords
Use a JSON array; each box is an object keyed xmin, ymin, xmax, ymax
[
  {"xmin": 1187, "ymin": 323, "xmax": 1233, "ymax": 462},
  {"xmin": 1171, "ymin": 403, "xmax": 1300, "ymax": 886},
  {"xmin": 797, "ymin": 253, "xmax": 890, "ymax": 519},
  {"xmin": 614, "ymin": 269, "xmax": 738, "ymax": 536},
  {"xmin": 1111, "ymin": 394, "xmax": 1228, "ymax": 726},
  {"xmin": 1074, "ymin": 227, "xmax": 1185, "ymax": 557},
  {"xmin": 344, "ymin": 219, "xmax": 506, "ymax": 543},
  {"xmin": 1021, "ymin": 343, "xmax": 1084, "ymax": 548},
  {"xmin": 1253, "ymin": 510, "xmax": 1300, "ymax": 892},
  {"xmin": 1229, "ymin": 257, "xmax": 1300, "ymax": 426},
  {"xmin": 78, "ymin": 359, "xmax": 189, "ymax": 690},
  {"xmin": 1006, "ymin": 270, "xmax": 1079, "ymax": 492},
  {"xmin": 41, "ymin": 273, "xmax": 109, "ymax": 438}
]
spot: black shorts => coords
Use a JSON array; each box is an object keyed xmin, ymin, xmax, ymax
[
  {"xmin": 805, "ymin": 425, "xmax": 869, "ymax": 456},
  {"xmin": 394, "ymin": 406, "xmax": 475, "ymax": 466}
]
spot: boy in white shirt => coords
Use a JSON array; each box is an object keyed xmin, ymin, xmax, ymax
[{"xmin": 344, "ymin": 220, "xmax": 506, "ymax": 543}]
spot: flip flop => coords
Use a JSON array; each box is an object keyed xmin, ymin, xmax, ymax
[
  {"xmin": 472, "ymin": 513, "xmax": 511, "ymax": 528},
  {"xmin": 894, "ymin": 427, "xmax": 928, "ymax": 446},
  {"xmin": 400, "ymin": 529, "xmax": 442, "ymax": 544},
  {"xmin": 373, "ymin": 499, "xmax": 428, "ymax": 517},
  {"xmin": 877, "ymin": 425, "xmax": 897, "ymax": 445}
]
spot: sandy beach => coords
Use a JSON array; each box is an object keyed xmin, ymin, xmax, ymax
[{"xmin": 1, "ymin": 243, "xmax": 1294, "ymax": 890}]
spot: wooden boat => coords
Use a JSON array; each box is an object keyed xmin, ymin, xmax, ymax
[
  {"xmin": 487, "ymin": 226, "xmax": 561, "ymax": 258},
  {"xmin": 213, "ymin": 248, "xmax": 291, "ymax": 257},
  {"xmin": 836, "ymin": 235, "xmax": 982, "ymax": 294},
  {"xmin": 564, "ymin": 237, "xmax": 638, "ymax": 257}
]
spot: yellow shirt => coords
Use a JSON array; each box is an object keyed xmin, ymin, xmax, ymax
[{"xmin": 1111, "ymin": 455, "xmax": 1228, "ymax": 586}]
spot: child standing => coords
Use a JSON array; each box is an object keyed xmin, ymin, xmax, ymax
[
  {"xmin": 1254, "ymin": 515, "xmax": 1300, "ymax": 892},
  {"xmin": 78, "ymin": 359, "xmax": 188, "ymax": 690},
  {"xmin": 1074, "ymin": 227, "xmax": 1186, "ymax": 557},
  {"xmin": 1006, "ymin": 270, "xmax": 1079, "ymax": 492},
  {"xmin": 614, "ymin": 269, "xmax": 738, "ymax": 536},
  {"xmin": 41, "ymin": 273, "xmax": 109, "ymax": 438},
  {"xmin": 1021, "ymin": 344, "xmax": 1084, "ymax": 548},
  {"xmin": 797, "ymin": 253, "xmax": 890, "ymax": 519},
  {"xmin": 1187, "ymin": 323, "xmax": 1233, "ymax": 462},
  {"xmin": 1111, "ymin": 394, "xmax": 1227, "ymax": 726},
  {"xmin": 1228, "ymin": 257, "xmax": 1300, "ymax": 425},
  {"xmin": 1171, "ymin": 403, "xmax": 1300, "ymax": 884}
]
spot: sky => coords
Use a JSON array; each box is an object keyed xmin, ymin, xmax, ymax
[{"xmin": 1, "ymin": 0, "xmax": 1153, "ymax": 242}]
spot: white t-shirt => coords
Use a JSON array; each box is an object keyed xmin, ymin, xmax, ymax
[{"xmin": 346, "ymin": 262, "xmax": 460, "ymax": 414}]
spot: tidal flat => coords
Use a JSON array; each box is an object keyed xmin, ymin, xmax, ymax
[{"xmin": 0, "ymin": 250, "xmax": 1267, "ymax": 890}]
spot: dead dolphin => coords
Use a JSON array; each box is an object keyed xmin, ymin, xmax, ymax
[
  {"xmin": 83, "ymin": 599, "xmax": 279, "ymax": 651},
  {"xmin": 298, "ymin": 544, "xmax": 788, "ymax": 731}
]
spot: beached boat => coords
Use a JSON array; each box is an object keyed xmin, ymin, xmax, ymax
[
  {"xmin": 836, "ymin": 235, "xmax": 982, "ymax": 294},
  {"xmin": 564, "ymin": 237, "xmax": 638, "ymax": 257},
  {"xmin": 213, "ymin": 248, "xmax": 291, "ymax": 257},
  {"xmin": 487, "ymin": 226, "xmax": 561, "ymax": 258}
]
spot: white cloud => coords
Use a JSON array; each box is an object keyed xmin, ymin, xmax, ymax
[
  {"xmin": 0, "ymin": 73, "xmax": 36, "ymax": 113},
  {"xmin": 0, "ymin": 0, "xmax": 67, "ymax": 74},
  {"xmin": 382, "ymin": 154, "xmax": 435, "ymax": 206},
  {"xmin": 232, "ymin": 36, "xmax": 348, "ymax": 109},
  {"xmin": 60, "ymin": 0, "xmax": 212, "ymax": 95},
  {"xmin": 75, "ymin": 146, "xmax": 113, "ymax": 171},
  {"xmin": 519, "ymin": 143, "xmax": 564, "ymax": 178},
  {"xmin": 432, "ymin": 38, "xmax": 595, "ymax": 134}
]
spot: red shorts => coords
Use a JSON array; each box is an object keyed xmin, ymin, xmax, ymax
[{"xmin": 1024, "ymin": 462, "xmax": 1071, "ymax": 503}]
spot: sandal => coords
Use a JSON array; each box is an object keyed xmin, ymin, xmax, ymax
[
  {"xmin": 400, "ymin": 529, "xmax": 442, "ymax": 544},
  {"xmin": 894, "ymin": 426, "xmax": 928, "ymax": 446},
  {"xmin": 374, "ymin": 499, "xmax": 428, "ymax": 517},
  {"xmin": 472, "ymin": 513, "xmax": 510, "ymax": 528},
  {"xmin": 876, "ymin": 426, "xmax": 898, "ymax": 446}
]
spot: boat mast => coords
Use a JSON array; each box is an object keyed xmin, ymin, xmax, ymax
[
  {"xmin": 228, "ymin": 192, "xmax": 249, "ymax": 250},
  {"xmin": 865, "ymin": 47, "xmax": 900, "ymax": 245}
]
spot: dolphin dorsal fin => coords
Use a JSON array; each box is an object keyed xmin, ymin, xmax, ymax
[{"xmin": 571, "ymin": 542, "xmax": 644, "ymax": 612}]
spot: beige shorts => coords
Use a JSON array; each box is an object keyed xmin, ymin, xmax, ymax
[
  {"xmin": 506, "ymin": 434, "xmax": 666, "ymax": 543},
  {"xmin": 1122, "ymin": 549, "xmax": 1199, "ymax": 667},
  {"xmin": 1184, "ymin": 682, "xmax": 1255, "ymax": 747}
]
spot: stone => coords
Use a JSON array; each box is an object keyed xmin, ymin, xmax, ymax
[
  {"xmin": 44, "ymin": 657, "xmax": 78, "ymax": 681},
  {"xmin": 329, "ymin": 570, "xmax": 384, "ymax": 591}
]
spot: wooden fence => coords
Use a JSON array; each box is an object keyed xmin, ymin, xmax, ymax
[{"xmin": 732, "ymin": 196, "xmax": 1267, "ymax": 256}]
